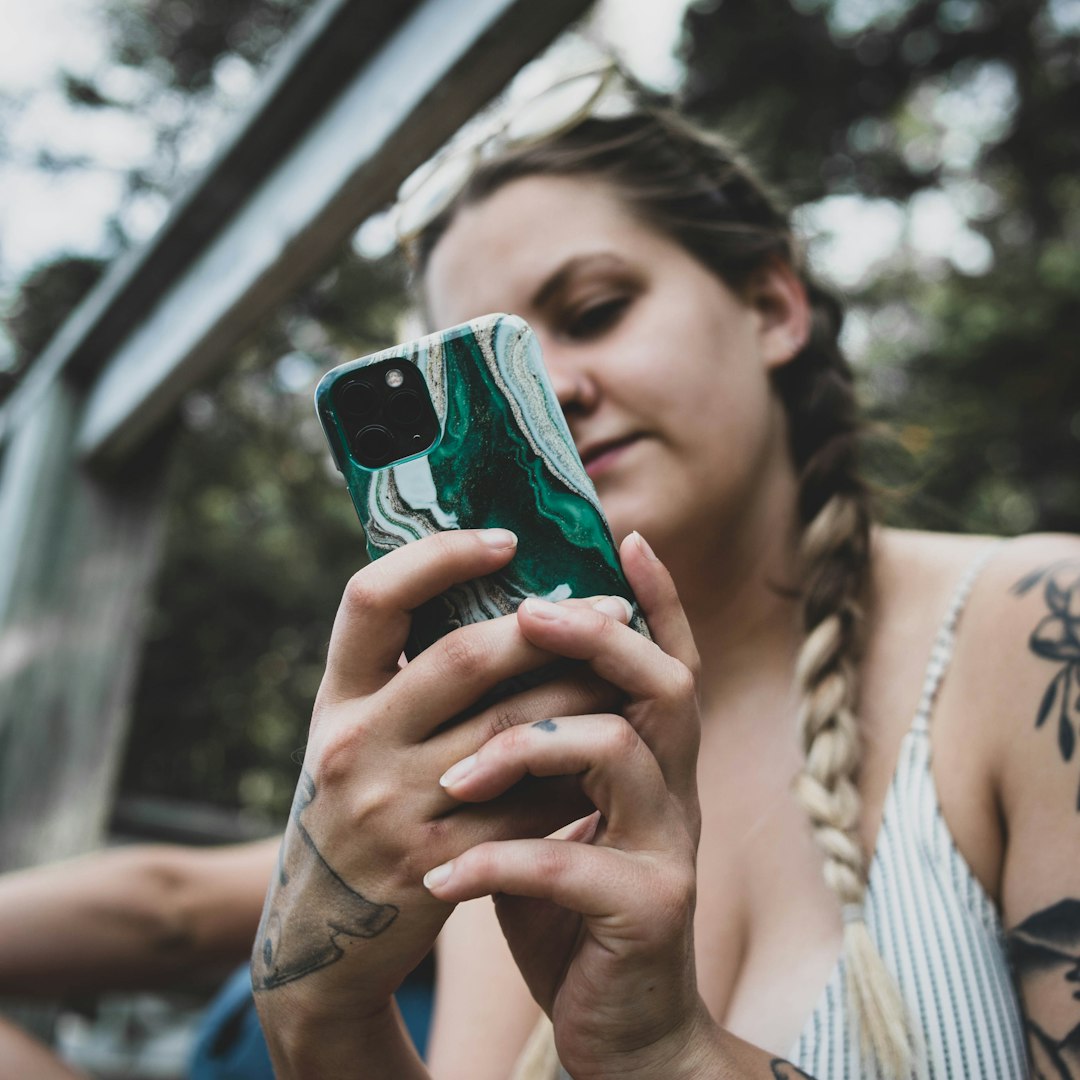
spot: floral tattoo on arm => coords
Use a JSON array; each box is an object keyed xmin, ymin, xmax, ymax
[{"xmin": 1013, "ymin": 561, "xmax": 1080, "ymax": 810}]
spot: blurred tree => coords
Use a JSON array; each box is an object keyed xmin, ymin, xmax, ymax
[
  {"xmin": 7, "ymin": 0, "xmax": 1079, "ymax": 825},
  {"xmin": 120, "ymin": 250, "xmax": 408, "ymax": 819},
  {"xmin": 681, "ymin": 0, "xmax": 1080, "ymax": 536}
]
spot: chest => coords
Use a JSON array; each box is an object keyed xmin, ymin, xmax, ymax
[{"xmin": 689, "ymin": 645, "xmax": 1004, "ymax": 1057}]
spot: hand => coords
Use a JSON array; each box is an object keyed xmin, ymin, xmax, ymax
[
  {"xmin": 424, "ymin": 532, "xmax": 720, "ymax": 1079},
  {"xmin": 251, "ymin": 529, "xmax": 629, "ymax": 1033}
]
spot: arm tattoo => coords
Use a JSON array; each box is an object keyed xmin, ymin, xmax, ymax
[
  {"xmin": 251, "ymin": 772, "xmax": 398, "ymax": 990},
  {"xmin": 770, "ymin": 1060, "xmax": 816, "ymax": 1079},
  {"xmin": 1013, "ymin": 561, "xmax": 1080, "ymax": 810},
  {"xmin": 1008, "ymin": 898, "xmax": 1080, "ymax": 1078},
  {"xmin": 532, "ymin": 718, "xmax": 558, "ymax": 732}
]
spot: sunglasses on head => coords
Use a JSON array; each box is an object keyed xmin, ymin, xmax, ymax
[{"xmin": 392, "ymin": 61, "xmax": 641, "ymax": 245}]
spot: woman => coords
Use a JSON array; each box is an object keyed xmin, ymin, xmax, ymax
[{"xmin": 252, "ymin": 67, "xmax": 1079, "ymax": 1078}]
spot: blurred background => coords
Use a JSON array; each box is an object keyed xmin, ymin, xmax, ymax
[
  {"xmin": 4, "ymin": 0, "xmax": 1078, "ymax": 829},
  {"xmin": 0, "ymin": 0, "xmax": 1078, "ymax": 1069}
]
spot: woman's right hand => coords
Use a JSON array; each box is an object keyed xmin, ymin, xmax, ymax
[{"xmin": 251, "ymin": 528, "xmax": 628, "ymax": 1029}]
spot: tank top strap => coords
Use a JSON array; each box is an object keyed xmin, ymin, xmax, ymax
[{"xmin": 911, "ymin": 541, "xmax": 1004, "ymax": 735}]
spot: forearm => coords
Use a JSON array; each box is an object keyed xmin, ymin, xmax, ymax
[
  {"xmin": 608, "ymin": 1008, "xmax": 817, "ymax": 1080},
  {"xmin": 0, "ymin": 840, "xmax": 275, "ymax": 996},
  {"xmin": 0, "ymin": 1015, "xmax": 87, "ymax": 1079},
  {"xmin": 259, "ymin": 995, "xmax": 429, "ymax": 1080}
]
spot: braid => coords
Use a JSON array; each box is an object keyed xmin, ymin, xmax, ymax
[{"xmin": 777, "ymin": 285, "xmax": 911, "ymax": 1075}]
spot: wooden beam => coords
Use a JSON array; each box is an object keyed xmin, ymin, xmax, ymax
[
  {"xmin": 76, "ymin": 0, "xmax": 592, "ymax": 464},
  {"xmin": 0, "ymin": 385, "xmax": 170, "ymax": 870},
  {"xmin": 0, "ymin": 0, "xmax": 593, "ymax": 466},
  {"xmin": 0, "ymin": 0, "xmax": 425, "ymax": 445}
]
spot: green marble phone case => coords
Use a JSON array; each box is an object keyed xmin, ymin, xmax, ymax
[{"xmin": 316, "ymin": 312, "xmax": 646, "ymax": 658}]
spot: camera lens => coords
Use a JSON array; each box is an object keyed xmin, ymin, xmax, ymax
[
  {"xmin": 339, "ymin": 380, "xmax": 379, "ymax": 420},
  {"xmin": 355, "ymin": 425, "xmax": 396, "ymax": 465},
  {"xmin": 387, "ymin": 389, "xmax": 423, "ymax": 425}
]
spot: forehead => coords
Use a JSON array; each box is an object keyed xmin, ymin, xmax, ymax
[{"xmin": 422, "ymin": 174, "xmax": 666, "ymax": 325}]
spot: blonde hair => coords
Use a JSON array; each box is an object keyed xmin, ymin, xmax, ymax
[{"xmin": 415, "ymin": 101, "xmax": 910, "ymax": 1079}]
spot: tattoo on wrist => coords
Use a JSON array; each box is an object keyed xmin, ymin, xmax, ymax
[
  {"xmin": 770, "ymin": 1060, "xmax": 816, "ymax": 1079},
  {"xmin": 251, "ymin": 772, "xmax": 399, "ymax": 990},
  {"xmin": 1012, "ymin": 561, "xmax": 1080, "ymax": 810},
  {"xmin": 532, "ymin": 718, "xmax": 558, "ymax": 732},
  {"xmin": 1007, "ymin": 897, "xmax": 1080, "ymax": 1078}
]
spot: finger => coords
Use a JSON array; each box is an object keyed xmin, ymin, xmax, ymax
[
  {"xmin": 385, "ymin": 596, "xmax": 631, "ymax": 742},
  {"xmin": 422, "ymin": 838, "xmax": 646, "ymax": 919},
  {"xmin": 320, "ymin": 529, "xmax": 518, "ymax": 702},
  {"xmin": 619, "ymin": 532, "xmax": 700, "ymax": 677},
  {"xmin": 439, "ymin": 714, "xmax": 672, "ymax": 845},
  {"xmin": 515, "ymin": 599, "xmax": 695, "ymax": 713},
  {"xmin": 428, "ymin": 667, "xmax": 625, "ymax": 763}
]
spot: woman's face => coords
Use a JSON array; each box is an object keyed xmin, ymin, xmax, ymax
[{"xmin": 423, "ymin": 175, "xmax": 806, "ymax": 562}]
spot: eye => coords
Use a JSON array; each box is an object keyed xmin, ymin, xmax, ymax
[{"xmin": 564, "ymin": 296, "xmax": 630, "ymax": 340}]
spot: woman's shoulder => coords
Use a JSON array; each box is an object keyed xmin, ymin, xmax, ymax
[
  {"xmin": 881, "ymin": 527, "xmax": 1080, "ymax": 797},
  {"xmin": 874, "ymin": 526, "xmax": 1080, "ymax": 631}
]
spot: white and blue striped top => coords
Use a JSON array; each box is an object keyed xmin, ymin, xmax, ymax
[{"xmin": 789, "ymin": 543, "xmax": 1028, "ymax": 1078}]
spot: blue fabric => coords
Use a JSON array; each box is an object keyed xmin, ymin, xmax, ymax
[{"xmin": 189, "ymin": 964, "xmax": 433, "ymax": 1079}]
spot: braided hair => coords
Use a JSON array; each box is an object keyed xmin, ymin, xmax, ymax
[{"xmin": 412, "ymin": 103, "xmax": 910, "ymax": 1078}]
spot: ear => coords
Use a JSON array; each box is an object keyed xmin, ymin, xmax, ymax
[{"xmin": 743, "ymin": 259, "xmax": 811, "ymax": 371}]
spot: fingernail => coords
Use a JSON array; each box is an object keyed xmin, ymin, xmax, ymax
[
  {"xmin": 439, "ymin": 754, "xmax": 477, "ymax": 788},
  {"xmin": 592, "ymin": 595, "xmax": 633, "ymax": 622},
  {"xmin": 632, "ymin": 531, "xmax": 658, "ymax": 561},
  {"xmin": 423, "ymin": 862, "xmax": 453, "ymax": 890},
  {"xmin": 522, "ymin": 597, "xmax": 562, "ymax": 620},
  {"xmin": 481, "ymin": 528, "xmax": 517, "ymax": 549}
]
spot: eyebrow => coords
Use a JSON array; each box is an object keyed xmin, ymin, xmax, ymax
[{"xmin": 530, "ymin": 253, "xmax": 633, "ymax": 310}]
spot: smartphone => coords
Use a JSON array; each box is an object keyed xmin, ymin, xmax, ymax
[{"xmin": 315, "ymin": 312, "xmax": 646, "ymax": 660}]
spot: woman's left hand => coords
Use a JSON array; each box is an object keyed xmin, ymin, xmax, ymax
[{"xmin": 424, "ymin": 531, "xmax": 722, "ymax": 1079}]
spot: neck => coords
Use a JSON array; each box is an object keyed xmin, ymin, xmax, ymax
[{"xmin": 661, "ymin": 450, "xmax": 804, "ymax": 719}]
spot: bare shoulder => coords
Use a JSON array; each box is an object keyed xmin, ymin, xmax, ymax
[{"xmin": 943, "ymin": 531, "xmax": 1080, "ymax": 817}]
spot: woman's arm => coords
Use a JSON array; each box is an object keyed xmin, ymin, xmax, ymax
[
  {"xmin": 251, "ymin": 530, "xmax": 628, "ymax": 1078},
  {"xmin": 980, "ymin": 536, "xmax": 1080, "ymax": 1078},
  {"xmin": 0, "ymin": 836, "xmax": 279, "ymax": 996}
]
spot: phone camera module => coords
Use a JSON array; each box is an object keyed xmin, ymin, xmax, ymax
[
  {"xmin": 387, "ymin": 390, "xmax": 423, "ymax": 425},
  {"xmin": 355, "ymin": 425, "xmax": 396, "ymax": 466},
  {"xmin": 338, "ymin": 380, "xmax": 380, "ymax": 420}
]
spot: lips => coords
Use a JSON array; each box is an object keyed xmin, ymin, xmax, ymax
[{"xmin": 578, "ymin": 434, "xmax": 642, "ymax": 478}]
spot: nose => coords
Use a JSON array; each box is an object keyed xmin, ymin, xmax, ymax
[{"xmin": 541, "ymin": 340, "xmax": 599, "ymax": 417}]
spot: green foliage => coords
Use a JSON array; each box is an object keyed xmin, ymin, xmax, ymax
[
  {"xmin": 9, "ymin": 0, "xmax": 1079, "ymax": 823},
  {"xmin": 682, "ymin": 0, "xmax": 1080, "ymax": 537},
  {"xmin": 4, "ymin": 256, "xmax": 107, "ymax": 371}
]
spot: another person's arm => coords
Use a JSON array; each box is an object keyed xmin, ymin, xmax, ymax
[
  {"xmin": 0, "ymin": 1015, "xmax": 87, "ymax": 1079},
  {"xmin": 0, "ymin": 836, "xmax": 278, "ymax": 996}
]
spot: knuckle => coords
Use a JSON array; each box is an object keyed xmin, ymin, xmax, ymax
[
  {"xmin": 428, "ymin": 529, "xmax": 464, "ymax": 560},
  {"xmin": 439, "ymin": 630, "xmax": 490, "ymax": 680},
  {"xmin": 534, "ymin": 842, "xmax": 567, "ymax": 882},
  {"xmin": 315, "ymin": 726, "xmax": 370, "ymax": 787},
  {"xmin": 601, "ymin": 714, "xmax": 642, "ymax": 761},
  {"xmin": 487, "ymin": 700, "xmax": 530, "ymax": 739},
  {"xmin": 667, "ymin": 658, "xmax": 699, "ymax": 703},
  {"xmin": 341, "ymin": 570, "xmax": 380, "ymax": 617}
]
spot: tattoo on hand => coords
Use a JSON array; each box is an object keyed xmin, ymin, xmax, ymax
[
  {"xmin": 1008, "ymin": 897, "xmax": 1080, "ymax": 1078},
  {"xmin": 770, "ymin": 1060, "xmax": 816, "ymax": 1079},
  {"xmin": 1013, "ymin": 561, "xmax": 1080, "ymax": 810},
  {"xmin": 251, "ymin": 772, "xmax": 398, "ymax": 990},
  {"xmin": 532, "ymin": 718, "xmax": 558, "ymax": 732}
]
